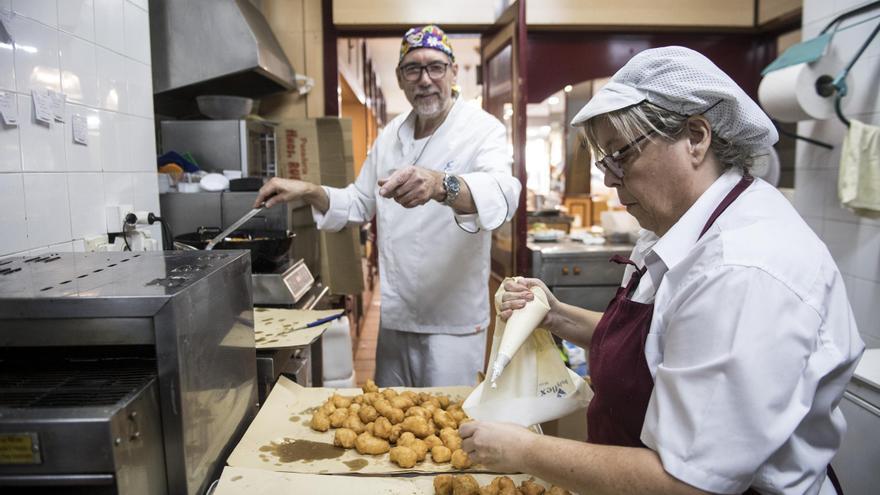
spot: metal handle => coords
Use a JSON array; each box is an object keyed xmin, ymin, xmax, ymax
[{"xmin": 205, "ymin": 206, "xmax": 263, "ymax": 250}]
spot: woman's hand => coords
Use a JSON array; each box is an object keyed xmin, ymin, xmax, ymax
[
  {"xmin": 498, "ymin": 277, "xmax": 558, "ymax": 326},
  {"xmin": 459, "ymin": 421, "xmax": 534, "ymax": 473}
]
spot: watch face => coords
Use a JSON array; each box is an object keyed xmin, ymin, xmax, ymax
[{"xmin": 444, "ymin": 175, "xmax": 460, "ymax": 205}]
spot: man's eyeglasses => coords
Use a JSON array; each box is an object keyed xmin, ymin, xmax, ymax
[
  {"xmin": 594, "ymin": 130, "xmax": 656, "ymax": 179},
  {"xmin": 399, "ymin": 62, "xmax": 449, "ymax": 82}
]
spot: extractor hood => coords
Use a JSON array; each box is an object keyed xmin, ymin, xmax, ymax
[{"xmin": 150, "ymin": 0, "xmax": 296, "ymax": 112}]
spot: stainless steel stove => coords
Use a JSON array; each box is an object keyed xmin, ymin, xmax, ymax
[{"xmin": 0, "ymin": 251, "xmax": 257, "ymax": 495}]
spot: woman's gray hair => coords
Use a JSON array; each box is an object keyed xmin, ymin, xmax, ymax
[{"xmin": 582, "ymin": 101, "xmax": 754, "ymax": 171}]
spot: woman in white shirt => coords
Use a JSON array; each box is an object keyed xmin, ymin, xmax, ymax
[{"xmin": 460, "ymin": 46, "xmax": 864, "ymax": 495}]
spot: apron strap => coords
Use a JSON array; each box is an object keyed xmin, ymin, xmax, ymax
[
  {"xmin": 610, "ymin": 254, "xmax": 648, "ymax": 297},
  {"xmin": 698, "ymin": 172, "xmax": 754, "ymax": 239}
]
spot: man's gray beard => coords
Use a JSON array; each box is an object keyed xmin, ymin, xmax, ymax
[{"xmin": 413, "ymin": 96, "xmax": 444, "ymax": 117}]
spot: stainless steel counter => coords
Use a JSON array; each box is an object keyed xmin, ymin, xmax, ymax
[{"xmin": 528, "ymin": 238, "xmax": 634, "ymax": 311}]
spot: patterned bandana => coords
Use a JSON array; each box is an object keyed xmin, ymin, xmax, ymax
[{"xmin": 399, "ymin": 24, "xmax": 455, "ymax": 64}]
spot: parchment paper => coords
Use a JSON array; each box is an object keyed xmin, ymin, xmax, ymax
[
  {"xmin": 226, "ymin": 377, "xmax": 482, "ymax": 474},
  {"xmin": 214, "ymin": 466, "xmax": 561, "ymax": 495},
  {"xmin": 253, "ymin": 308, "xmax": 342, "ymax": 348}
]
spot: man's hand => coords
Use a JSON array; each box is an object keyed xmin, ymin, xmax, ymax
[
  {"xmin": 254, "ymin": 178, "xmax": 317, "ymax": 209},
  {"xmin": 460, "ymin": 421, "xmax": 534, "ymax": 473},
  {"xmin": 377, "ymin": 166, "xmax": 444, "ymax": 208}
]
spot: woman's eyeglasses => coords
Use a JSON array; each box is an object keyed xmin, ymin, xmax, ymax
[
  {"xmin": 594, "ymin": 130, "xmax": 656, "ymax": 179},
  {"xmin": 399, "ymin": 62, "xmax": 449, "ymax": 82}
]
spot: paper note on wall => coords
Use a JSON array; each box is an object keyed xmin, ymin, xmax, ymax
[
  {"xmin": 72, "ymin": 114, "xmax": 88, "ymax": 145},
  {"xmin": 31, "ymin": 90, "xmax": 53, "ymax": 125},
  {"xmin": 0, "ymin": 91, "xmax": 17, "ymax": 126},
  {"xmin": 48, "ymin": 90, "xmax": 65, "ymax": 123}
]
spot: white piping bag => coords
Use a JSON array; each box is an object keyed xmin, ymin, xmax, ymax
[{"xmin": 488, "ymin": 285, "xmax": 550, "ymax": 388}]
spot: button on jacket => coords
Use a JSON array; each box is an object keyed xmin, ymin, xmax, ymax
[{"xmin": 314, "ymin": 97, "xmax": 521, "ymax": 335}]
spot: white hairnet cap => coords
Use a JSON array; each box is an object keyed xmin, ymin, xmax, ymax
[{"xmin": 571, "ymin": 46, "xmax": 778, "ymax": 152}]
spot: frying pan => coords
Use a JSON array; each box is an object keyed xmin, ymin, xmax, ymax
[{"xmin": 174, "ymin": 228, "xmax": 294, "ymax": 272}]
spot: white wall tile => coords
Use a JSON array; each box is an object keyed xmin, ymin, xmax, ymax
[
  {"xmin": 59, "ymin": 32, "xmax": 98, "ymax": 106},
  {"xmin": 64, "ymin": 103, "xmax": 100, "ymax": 171},
  {"xmin": 0, "ymin": 172, "xmax": 28, "ymax": 254},
  {"xmin": 849, "ymin": 276, "xmax": 880, "ymax": 343},
  {"xmin": 67, "ymin": 171, "xmax": 106, "ymax": 237},
  {"xmin": 856, "ymin": 222, "xmax": 880, "ymax": 282},
  {"xmin": 127, "ymin": 115, "xmax": 155, "ymax": 171},
  {"xmin": 0, "ymin": 0, "xmax": 11, "ymax": 13},
  {"xmin": 845, "ymin": 54, "xmax": 880, "ymax": 119},
  {"xmin": 126, "ymin": 58, "xmax": 152, "ymax": 117},
  {"xmin": 122, "ymin": 0, "xmax": 149, "ymax": 64},
  {"xmin": 23, "ymin": 172, "xmax": 71, "ymax": 248},
  {"xmin": 127, "ymin": 0, "xmax": 147, "ymax": 12},
  {"xmin": 12, "ymin": 0, "xmax": 56, "ymax": 28},
  {"xmin": 102, "ymin": 170, "xmax": 133, "ymax": 219},
  {"xmin": 0, "ymin": 33, "xmax": 14, "ymax": 91},
  {"xmin": 98, "ymin": 109, "xmax": 124, "ymax": 171},
  {"xmin": 95, "ymin": 45, "xmax": 126, "ymax": 111},
  {"xmin": 11, "ymin": 14, "xmax": 61, "ymax": 93},
  {"xmin": 93, "ymin": 0, "xmax": 123, "ymax": 53},
  {"xmin": 824, "ymin": 220, "xmax": 860, "ymax": 277},
  {"xmin": 795, "ymin": 120, "xmax": 846, "ymax": 169},
  {"xmin": 58, "ymin": 0, "xmax": 95, "ymax": 42},
  {"xmin": 131, "ymin": 171, "xmax": 158, "ymax": 211},
  {"xmin": 793, "ymin": 169, "xmax": 828, "ymax": 218},
  {"xmin": 803, "ymin": 0, "xmax": 837, "ymax": 26},
  {"xmin": 0, "ymin": 95, "xmax": 20, "ymax": 171},
  {"xmin": 18, "ymin": 93, "xmax": 65, "ymax": 172}
]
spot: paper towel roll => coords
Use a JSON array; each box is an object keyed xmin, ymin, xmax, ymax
[{"xmin": 758, "ymin": 53, "xmax": 853, "ymax": 123}]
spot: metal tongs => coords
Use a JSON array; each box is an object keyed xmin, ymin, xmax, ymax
[{"xmin": 204, "ymin": 205, "xmax": 264, "ymax": 250}]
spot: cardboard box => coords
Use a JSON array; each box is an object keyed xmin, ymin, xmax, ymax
[{"xmin": 277, "ymin": 118, "xmax": 364, "ymax": 295}]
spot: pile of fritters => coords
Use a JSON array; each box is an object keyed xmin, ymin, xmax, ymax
[
  {"xmin": 433, "ymin": 475, "xmax": 572, "ymax": 495},
  {"xmin": 309, "ymin": 379, "xmax": 473, "ymax": 469}
]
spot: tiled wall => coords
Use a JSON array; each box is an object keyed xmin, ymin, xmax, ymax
[
  {"xmin": 796, "ymin": 0, "xmax": 880, "ymax": 348},
  {"xmin": 0, "ymin": 0, "xmax": 159, "ymax": 257}
]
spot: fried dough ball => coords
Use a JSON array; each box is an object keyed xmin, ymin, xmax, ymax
[
  {"xmin": 319, "ymin": 400, "xmax": 336, "ymax": 415},
  {"xmin": 386, "ymin": 407, "xmax": 405, "ymax": 424},
  {"xmin": 329, "ymin": 408, "xmax": 348, "ymax": 428},
  {"xmin": 363, "ymin": 392, "xmax": 382, "ymax": 406},
  {"xmin": 362, "ymin": 379, "xmax": 379, "ymax": 393},
  {"xmin": 382, "ymin": 388, "xmax": 398, "ymax": 400},
  {"xmin": 452, "ymin": 474, "xmax": 480, "ymax": 495},
  {"xmin": 434, "ymin": 474, "xmax": 454, "ymax": 495},
  {"xmin": 373, "ymin": 416, "xmax": 393, "ymax": 440},
  {"xmin": 389, "ymin": 423, "xmax": 403, "ymax": 443},
  {"xmin": 433, "ymin": 409, "xmax": 458, "ymax": 430},
  {"xmin": 365, "ymin": 421, "xmax": 375, "ymax": 436},
  {"xmin": 309, "ymin": 411, "xmax": 330, "ymax": 432},
  {"xmin": 402, "ymin": 437, "xmax": 428, "ymax": 461},
  {"xmin": 389, "ymin": 445, "xmax": 418, "ymax": 468},
  {"xmin": 496, "ymin": 477, "xmax": 517, "ymax": 494},
  {"xmin": 440, "ymin": 428, "xmax": 462, "ymax": 451},
  {"xmin": 401, "ymin": 390, "xmax": 419, "ymax": 402},
  {"xmin": 358, "ymin": 404, "xmax": 379, "ymax": 423},
  {"xmin": 401, "ymin": 415, "xmax": 433, "ymax": 438},
  {"xmin": 333, "ymin": 428, "xmax": 357, "ymax": 448},
  {"xmin": 353, "ymin": 394, "xmax": 365, "ymax": 404},
  {"xmin": 341, "ymin": 414, "xmax": 365, "ymax": 434},
  {"xmin": 424, "ymin": 434, "xmax": 443, "ymax": 449},
  {"xmin": 520, "ymin": 480, "xmax": 545, "ymax": 495},
  {"xmin": 451, "ymin": 449, "xmax": 472, "ymax": 469},
  {"xmin": 349, "ymin": 403, "xmax": 362, "ymax": 414},
  {"xmin": 547, "ymin": 487, "xmax": 570, "ymax": 495},
  {"xmin": 331, "ymin": 394, "xmax": 352, "ymax": 408},
  {"xmin": 437, "ymin": 395, "xmax": 451, "ymax": 408},
  {"xmin": 390, "ymin": 395, "xmax": 415, "ymax": 410},
  {"xmin": 431, "ymin": 445, "xmax": 452, "ymax": 463},
  {"xmin": 406, "ymin": 406, "xmax": 431, "ymax": 419},
  {"xmin": 423, "ymin": 403, "xmax": 438, "ymax": 415},
  {"xmin": 354, "ymin": 432, "xmax": 390, "ymax": 455},
  {"xmin": 481, "ymin": 477, "xmax": 502, "ymax": 495},
  {"xmin": 422, "ymin": 396, "xmax": 442, "ymax": 410},
  {"xmin": 398, "ymin": 431, "xmax": 416, "ymax": 446},
  {"xmin": 373, "ymin": 398, "xmax": 392, "ymax": 415}
]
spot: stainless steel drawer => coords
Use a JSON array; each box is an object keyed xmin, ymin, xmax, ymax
[
  {"xmin": 539, "ymin": 259, "xmax": 626, "ymax": 287},
  {"xmin": 552, "ymin": 286, "xmax": 618, "ymax": 312}
]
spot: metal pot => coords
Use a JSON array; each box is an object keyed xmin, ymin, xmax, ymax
[{"xmin": 174, "ymin": 228, "xmax": 294, "ymax": 272}]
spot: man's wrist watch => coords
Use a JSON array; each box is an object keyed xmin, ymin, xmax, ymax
[{"xmin": 442, "ymin": 171, "xmax": 461, "ymax": 206}]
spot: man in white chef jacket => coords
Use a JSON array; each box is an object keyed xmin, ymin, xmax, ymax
[{"xmin": 255, "ymin": 24, "xmax": 521, "ymax": 387}]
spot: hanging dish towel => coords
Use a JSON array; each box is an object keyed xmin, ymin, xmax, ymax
[{"xmin": 839, "ymin": 119, "xmax": 880, "ymax": 217}]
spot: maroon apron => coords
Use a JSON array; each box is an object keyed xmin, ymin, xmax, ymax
[{"xmin": 585, "ymin": 173, "xmax": 843, "ymax": 494}]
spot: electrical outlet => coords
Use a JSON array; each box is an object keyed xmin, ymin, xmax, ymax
[
  {"xmin": 83, "ymin": 235, "xmax": 108, "ymax": 252},
  {"xmin": 105, "ymin": 204, "xmax": 133, "ymax": 232}
]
